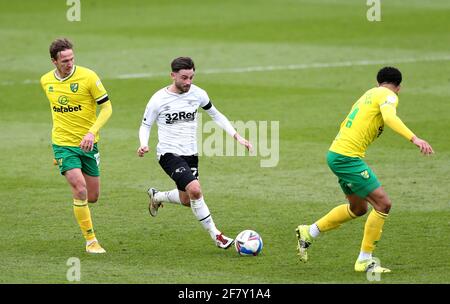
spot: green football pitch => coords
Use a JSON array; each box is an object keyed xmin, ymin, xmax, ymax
[{"xmin": 0, "ymin": 0, "xmax": 449, "ymax": 283}]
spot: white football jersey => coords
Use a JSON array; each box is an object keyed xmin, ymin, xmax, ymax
[{"xmin": 141, "ymin": 84, "xmax": 212, "ymax": 156}]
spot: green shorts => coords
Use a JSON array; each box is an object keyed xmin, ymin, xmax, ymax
[
  {"xmin": 327, "ymin": 150, "xmax": 381, "ymax": 198},
  {"xmin": 52, "ymin": 143, "xmax": 100, "ymax": 176}
]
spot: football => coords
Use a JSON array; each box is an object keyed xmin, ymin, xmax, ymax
[{"xmin": 234, "ymin": 230, "xmax": 263, "ymax": 256}]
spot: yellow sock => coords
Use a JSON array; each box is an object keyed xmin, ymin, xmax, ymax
[
  {"xmin": 73, "ymin": 199, "xmax": 96, "ymax": 241},
  {"xmin": 315, "ymin": 204, "xmax": 358, "ymax": 232},
  {"xmin": 361, "ymin": 209, "xmax": 388, "ymax": 253}
]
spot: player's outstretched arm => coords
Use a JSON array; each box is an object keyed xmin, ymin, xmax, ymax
[
  {"xmin": 204, "ymin": 104, "xmax": 253, "ymax": 152},
  {"xmin": 411, "ymin": 136, "xmax": 434, "ymax": 155},
  {"xmin": 381, "ymin": 104, "xmax": 434, "ymax": 156}
]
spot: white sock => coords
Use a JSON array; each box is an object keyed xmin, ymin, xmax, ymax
[
  {"xmin": 358, "ymin": 251, "xmax": 372, "ymax": 261},
  {"xmin": 155, "ymin": 189, "xmax": 181, "ymax": 205},
  {"xmin": 190, "ymin": 197, "xmax": 220, "ymax": 240},
  {"xmin": 309, "ymin": 223, "xmax": 321, "ymax": 238}
]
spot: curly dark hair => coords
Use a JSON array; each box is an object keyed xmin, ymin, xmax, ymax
[{"xmin": 377, "ymin": 66, "xmax": 402, "ymax": 86}]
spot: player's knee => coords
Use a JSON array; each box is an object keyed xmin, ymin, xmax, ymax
[
  {"xmin": 376, "ymin": 193, "xmax": 391, "ymax": 214},
  {"xmin": 380, "ymin": 199, "xmax": 391, "ymax": 214},
  {"xmin": 88, "ymin": 192, "xmax": 99, "ymax": 203},
  {"xmin": 180, "ymin": 193, "xmax": 191, "ymax": 205},
  {"xmin": 189, "ymin": 188, "xmax": 202, "ymax": 200},
  {"xmin": 178, "ymin": 191, "xmax": 191, "ymax": 206},
  {"xmin": 186, "ymin": 184, "xmax": 202, "ymax": 200},
  {"xmin": 352, "ymin": 204, "xmax": 368, "ymax": 216},
  {"xmin": 74, "ymin": 185, "xmax": 87, "ymax": 200}
]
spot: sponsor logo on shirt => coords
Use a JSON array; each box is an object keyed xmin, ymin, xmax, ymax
[
  {"xmin": 58, "ymin": 95, "xmax": 69, "ymax": 105},
  {"xmin": 53, "ymin": 104, "xmax": 82, "ymax": 113},
  {"xmin": 165, "ymin": 109, "xmax": 197, "ymax": 124},
  {"xmin": 54, "ymin": 95, "xmax": 82, "ymax": 112}
]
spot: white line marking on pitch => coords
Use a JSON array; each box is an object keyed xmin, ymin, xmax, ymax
[{"xmin": 2, "ymin": 55, "xmax": 450, "ymax": 86}]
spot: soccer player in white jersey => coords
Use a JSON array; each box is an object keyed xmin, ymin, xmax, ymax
[{"xmin": 137, "ymin": 57, "xmax": 252, "ymax": 249}]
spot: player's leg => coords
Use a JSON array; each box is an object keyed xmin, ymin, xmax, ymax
[
  {"xmin": 354, "ymin": 186, "xmax": 391, "ymax": 273},
  {"xmin": 296, "ymin": 152, "xmax": 364, "ymax": 262},
  {"xmin": 155, "ymin": 153, "xmax": 233, "ymax": 248},
  {"xmin": 185, "ymin": 179, "xmax": 233, "ymax": 249},
  {"xmin": 65, "ymin": 168, "xmax": 105, "ymax": 253},
  {"xmin": 53, "ymin": 144, "xmax": 104, "ymax": 253},
  {"xmin": 81, "ymin": 143, "xmax": 101, "ymax": 204},
  {"xmin": 313, "ymin": 194, "xmax": 364, "ymax": 233},
  {"xmin": 83, "ymin": 173, "xmax": 100, "ymax": 203},
  {"xmin": 148, "ymin": 153, "xmax": 199, "ymax": 211},
  {"xmin": 347, "ymin": 194, "xmax": 369, "ymax": 216},
  {"xmin": 296, "ymin": 195, "xmax": 362, "ymax": 262},
  {"xmin": 177, "ymin": 190, "xmax": 190, "ymax": 206},
  {"xmin": 149, "ymin": 187, "xmax": 184, "ymax": 207},
  {"xmin": 76, "ymin": 143, "xmax": 105, "ymax": 253},
  {"xmin": 146, "ymin": 154, "xmax": 188, "ymax": 216}
]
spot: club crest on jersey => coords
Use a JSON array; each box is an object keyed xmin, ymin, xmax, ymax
[
  {"xmin": 70, "ymin": 83, "xmax": 79, "ymax": 93},
  {"xmin": 360, "ymin": 170, "xmax": 370, "ymax": 179},
  {"xmin": 165, "ymin": 109, "xmax": 197, "ymax": 124}
]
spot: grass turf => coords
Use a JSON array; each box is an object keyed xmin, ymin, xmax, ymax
[{"xmin": 0, "ymin": 0, "xmax": 449, "ymax": 283}]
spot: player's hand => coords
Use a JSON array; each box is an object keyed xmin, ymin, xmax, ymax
[
  {"xmin": 411, "ymin": 136, "xmax": 434, "ymax": 155},
  {"xmin": 234, "ymin": 133, "xmax": 253, "ymax": 153},
  {"xmin": 137, "ymin": 146, "xmax": 149, "ymax": 157},
  {"xmin": 80, "ymin": 132, "xmax": 95, "ymax": 152}
]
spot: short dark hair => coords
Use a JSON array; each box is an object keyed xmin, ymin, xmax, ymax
[
  {"xmin": 377, "ymin": 66, "xmax": 402, "ymax": 86},
  {"xmin": 49, "ymin": 38, "xmax": 73, "ymax": 60},
  {"xmin": 171, "ymin": 57, "xmax": 195, "ymax": 72}
]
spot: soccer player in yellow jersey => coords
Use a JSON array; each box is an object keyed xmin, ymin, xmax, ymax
[
  {"xmin": 40, "ymin": 38, "xmax": 112, "ymax": 253},
  {"xmin": 296, "ymin": 67, "xmax": 433, "ymax": 273}
]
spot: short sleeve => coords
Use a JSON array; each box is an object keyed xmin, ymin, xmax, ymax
[
  {"xmin": 89, "ymin": 71, "xmax": 109, "ymax": 104},
  {"xmin": 378, "ymin": 93, "xmax": 398, "ymax": 109}
]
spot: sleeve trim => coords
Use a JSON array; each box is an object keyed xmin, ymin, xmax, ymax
[
  {"xmin": 202, "ymin": 101, "xmax": 213, "ymax": 110},
  {"xmin": 96, "ymin": 95, "xmax": 109, "ymax": 105}
]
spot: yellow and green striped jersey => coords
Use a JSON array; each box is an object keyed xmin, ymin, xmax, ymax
[
  {"xmin": 40, "ymin": 65, "xmax": 109, "ymax": 146},
  {"xmin": 329, "ymin": 86, "xmax": 401, "ymax": 158}
]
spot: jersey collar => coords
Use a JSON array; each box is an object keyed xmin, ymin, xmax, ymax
[
  {"xmin": 164, "ymin": 85, "xmax": 192, "ymax": 96},
  {"xmin": 54, "ymin": 66, "xmax": 76, "ymax": 82}
]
